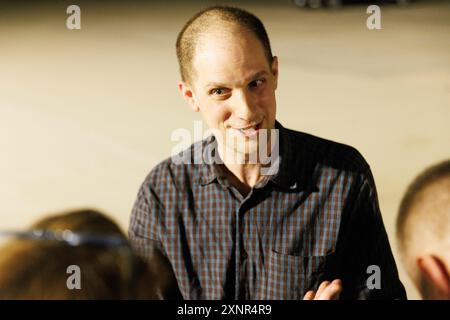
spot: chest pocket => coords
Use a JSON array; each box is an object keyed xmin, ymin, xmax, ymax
[
  {"xmin": 271, "ymin": 200, "xmax": 340, "ymax": 257},
  {"xmin": 263, "ymin": 250, "xmax": 334, "ymax": 300}
]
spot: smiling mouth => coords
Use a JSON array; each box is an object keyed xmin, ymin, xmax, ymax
[{"xmin": 232, "ymin": 121, "xmax": 262, "ymax": 137}]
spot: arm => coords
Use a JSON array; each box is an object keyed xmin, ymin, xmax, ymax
[
  {"xmin": 129, "ymin": 181, "xmax": 164, "ymax": 258},
  {"xmin": 340, "ymin": 169, "xmax": 407, "ymax": 300},
  {"xmin": 129, "ymin": 180, "xmax": 182, "ymax": 299}
]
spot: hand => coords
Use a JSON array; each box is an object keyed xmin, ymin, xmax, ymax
[{"xmin": 303, "ymin": 279, "xmax": 343, "ymax": 300}]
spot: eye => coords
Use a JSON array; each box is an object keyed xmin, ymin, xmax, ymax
[
  {"xmin": 210, "ymin": 88, "xmax": 227, "ymax": 96},
  {"xmin": 249, "ymin": 79, "xmax": 265, "ymax": 88}
]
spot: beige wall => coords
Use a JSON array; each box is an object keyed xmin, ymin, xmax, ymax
[{"xmin": 1, "ymin": 1, "xmax": 449, "ymax": 299}]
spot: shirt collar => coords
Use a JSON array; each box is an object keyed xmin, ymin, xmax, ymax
[
  {"xmin": 195, "ymin": 135, "xmax": 222, "ymax": 186},
  {"xmin": 270, "ymin": 121, "xmax": 318, "ymax": 192}
]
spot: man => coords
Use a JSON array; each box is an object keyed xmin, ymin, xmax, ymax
[
  {"xmin": 129, "ymin": 6, "xmax": 406, "ymax": 300},
  {"xmin": 396, "ymin": 160, "xmax": 450, "ymax": 300}
]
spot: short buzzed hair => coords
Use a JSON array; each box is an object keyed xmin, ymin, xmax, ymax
[
  {"xmin": 396, "ymin": 159, "xmax": 450, "ymax": 253},
  {"xmin": 175, "ymin": 6, "xmax": 274, "ymax": 84}
]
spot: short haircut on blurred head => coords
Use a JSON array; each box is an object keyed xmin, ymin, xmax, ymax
[{"xmin": 396, "ymin": 159, "xmax": 450, "ymax": 256}]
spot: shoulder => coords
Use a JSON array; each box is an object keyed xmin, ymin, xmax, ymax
[
  {"xmin": 140, "ymin": 138, "xmax": 206, "ymax": 192},
  {"xmin": 284, "ymin": 127, "xmax": 370, "ymax": 175}
]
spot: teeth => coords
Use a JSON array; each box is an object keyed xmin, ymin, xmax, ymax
[
  {"xmin": 240, "ymin": 126, "xmax": 257, "ymax": 132},
  {"xmin": 237, "ymin": 125, "xmax": 259, "ymax": 137},
  {"xmin": 232, "ymin": 122, "xmax": 261, "ymax": 136},
  {"xmin": 240, "ymin": 124, "xmax": 259, "ymax": 130}
]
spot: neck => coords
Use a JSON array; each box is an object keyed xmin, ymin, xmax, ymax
[
  {"xmin": 217, "ymin": 144, "xmax": 265, "ymax": 196},
  {"xmin": 223, "ymin": 161, "xmax": 263, "ymax": 187},
  {"xmin": 213, "ymin": 128, "xmax": 278, "ymax": 194}
]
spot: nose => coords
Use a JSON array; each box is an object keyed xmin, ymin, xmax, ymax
[{"xmin": 231, "ymin": 89, "xmax": 255, "ymax": 122}]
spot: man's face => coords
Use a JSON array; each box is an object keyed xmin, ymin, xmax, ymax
[{"xmin": 180, "ymin": 28, "xmax": 278, "ymax": 158}]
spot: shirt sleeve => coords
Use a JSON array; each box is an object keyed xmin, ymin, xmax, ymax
[
  {"xmin": 340, "ymin": 168, "xmax": 407, "ymax": 300},
  {"xmin": 128, "ymin": 179, "xmax": 165, "ymax": 260},
  {"xmin": 128, "ymin": 180, "xmax": 184, "ymax": 300}
]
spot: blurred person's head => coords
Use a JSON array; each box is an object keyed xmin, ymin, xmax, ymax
[
  {"xmin": 396, "ymin": 160, "xmax": 450, "ymax": 299},
  {"xmin": 0, "ymin": 209, "xmax": 180, "ymax": 300},
  {"xmin": 176, "ymin": 6, "xmax": 278, "ymax": 158}
]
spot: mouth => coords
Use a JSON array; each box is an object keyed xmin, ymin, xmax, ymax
[{"xmin": 232, "ymin": 121, "xmax": 262, "ymax": 137}]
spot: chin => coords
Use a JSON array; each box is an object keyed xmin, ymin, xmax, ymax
[{"xmin": 233, "ymin": 143, "xmax": 259, "ymax": 159}]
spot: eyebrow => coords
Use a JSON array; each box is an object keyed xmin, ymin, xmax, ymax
[{"xmin": 205, "ymin": 70, "xmax": 269, "ymax": 88}]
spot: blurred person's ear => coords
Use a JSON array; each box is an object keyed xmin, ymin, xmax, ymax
[
  {"xmin": 417, "ymin": 255, "xmax": 450, "ymax": 300},
  {"xmin": 178, "ymin": 81, "xmax": 199, "ymax": 112}
]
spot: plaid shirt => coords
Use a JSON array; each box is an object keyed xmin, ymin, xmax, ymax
[{"xmin": 129, "ymin": 122, "xmax": 406, "ymax": 300}]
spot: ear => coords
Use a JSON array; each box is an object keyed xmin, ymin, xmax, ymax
[
  {"xmin": 271, "ymin": 56, "xmax": 279, "ymax": 90},
  {"xmin": 178, "ymin": 80, "xmax": 199, "ymax": 112},
  {"xmin": 417, "ymin": 254, "xmax": 450, "ymax": 299}
]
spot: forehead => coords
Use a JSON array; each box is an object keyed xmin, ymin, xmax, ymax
[{"xmin": 192, "ymin": 29, "xmax": 269, "ymax": 86}]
